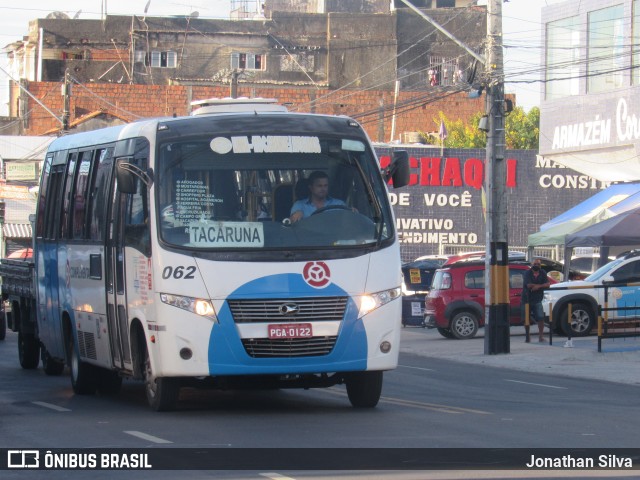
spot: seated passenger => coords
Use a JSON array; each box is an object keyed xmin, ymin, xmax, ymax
[{"xmin": 289, "ymin": 171, "xmax": 346, "ymax": 223}]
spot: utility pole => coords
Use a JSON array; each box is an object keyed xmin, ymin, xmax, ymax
[
  {"xmin": 62, "ymin": 69, "xmax": 71, "ymax": 131},
  {"xmin": 484, "ymin": 0, "xmax": 509, "ymax": 354},
  {"xmin": 230, "ymin": 69, "xmax": 239, "ymax": 98}
]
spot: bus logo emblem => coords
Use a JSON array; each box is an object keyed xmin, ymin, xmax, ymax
[
  {"xmin": 279, "ymin": 303, "xmax": 299, "ymax": 315},
  {"xmin": 303, "ymin": 261, "xmax": 331, "ymax": 288}
]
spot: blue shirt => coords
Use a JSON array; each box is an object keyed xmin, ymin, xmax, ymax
[{"xmin": 290, "ymin": 197, "xmax": 345, "ymax": 218}]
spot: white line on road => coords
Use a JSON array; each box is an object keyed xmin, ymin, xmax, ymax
[
  {"xmin": 124, "ymin": 430, "xmax": 173, "ymax": 444},
  {"xmin": 32, "ymin": 401, "xmax": 71, "ymax": 412},
  {"xmin": 504, "ymin": 379, "xmax": 568, "ymax": 390},
  {"xmin": 398, "ymin": 364, "xmax": 435, "ymax": 372},
  {"xmin": 260, "ymin": 474, "xmax": 297, "ymax": 480}
]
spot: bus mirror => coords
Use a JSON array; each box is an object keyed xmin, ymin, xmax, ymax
[
  {"xmin": 116, "ymin": 160, "xmax": 137, "ymax": 194},
  {"xmin": 116, "ymin": 159, "xmax": 153, "ymax": 194},
  {"xmin": 384, "ymin": 150, "xmax": 410, "ymax": 188}
]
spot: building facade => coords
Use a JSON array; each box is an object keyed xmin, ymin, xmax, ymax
[
  {"xmin": 3, "ymin": 4, "xmax": 486, "ymax": 138},
  {"xmin": 539, "ymin": 0, "xmax": 640, "ymax": 183}
]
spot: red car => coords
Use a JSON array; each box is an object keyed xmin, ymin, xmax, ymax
[{"xmin": 424, "ymin": 260, "xmax": 557, "ymax": 339}]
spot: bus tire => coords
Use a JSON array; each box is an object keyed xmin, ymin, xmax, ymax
[
  {"xmin": 18, "ymin": 332, "xmax": 40, "ymax": 369},
  {"xmin": 41, "ymin": 347, "xmax": 65, "ymax": 376},
  {"xmin": 143, "ymin": 344, "xmax": 179, "ymax": 411},
  {"xmin": 70, "ymin": 337, "xmax": 97, "ymax": 395},
  {"xmin": 96, "ymin": 368, "xmax": 123, "ymax": 395},
  {"xmin": 346, "ymin": 370, "xmax": 383, "ymax": 408},
  {"xmin": 0, "ymin": 312, "xmax": 6, "ymax": 340}
]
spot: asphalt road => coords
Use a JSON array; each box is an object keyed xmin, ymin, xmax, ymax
[{"xmin": 1, "ymin": 329, "xmax": 639, "ymax": 479}]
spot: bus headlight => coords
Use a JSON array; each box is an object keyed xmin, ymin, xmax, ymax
[
  {"xmin": 160, "ymin": 293, "xmax": 217, "ymax": 320},
  {"xmin": 358, "ymin": 287, "xmax": 402, "ymax": 317}
]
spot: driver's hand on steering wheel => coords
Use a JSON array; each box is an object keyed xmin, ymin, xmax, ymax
[{"xmin": 289, "ymin": 210, "xmax": 304, "ymax": 223}]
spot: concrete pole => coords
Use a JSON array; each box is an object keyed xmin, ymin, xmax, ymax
[{"xmin": 484, "ymin": 0, "xmax": 510, "ymax": 355}]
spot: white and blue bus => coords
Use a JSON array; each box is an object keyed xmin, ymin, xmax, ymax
[{"xmin": 31, "ymin": 100, "xmax": 409, "ymax": 410}]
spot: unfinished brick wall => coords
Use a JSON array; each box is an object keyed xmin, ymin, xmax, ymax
[{"xmin": 24, "ymin": 81, "xmax": 486, "ymax": 139}]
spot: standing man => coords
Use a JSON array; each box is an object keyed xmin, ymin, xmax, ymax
[
  {"xmin": 522, "ymin": 258, "xmax": 551, "ymax": 343},
  {"xmin": 289, "ymin": 171, "xmax": 345, "ymax": 223}
]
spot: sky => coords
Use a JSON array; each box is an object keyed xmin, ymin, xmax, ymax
[{"xmin": 0, "ymin": 0, "xmax": 557, "ymax": 115}]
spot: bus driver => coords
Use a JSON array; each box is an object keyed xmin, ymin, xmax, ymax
[{"xmin": 289, "ymin": 171, "xmax": 346, "ymax": 223}]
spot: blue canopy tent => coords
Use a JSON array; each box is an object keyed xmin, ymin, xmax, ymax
[
  {"xmin": 538, "ymin": 182, "xmax": 640, "ymax": 231},
  {"xmin": 527, "ymin": 183, "xmax": 640, "ymax": 277}
]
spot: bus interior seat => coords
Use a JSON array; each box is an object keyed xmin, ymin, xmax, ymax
[{"xmin": 272, "ymin": 184, "xmax": 294, "ymax": 222}]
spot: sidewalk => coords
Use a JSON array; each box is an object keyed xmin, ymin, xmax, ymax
[{"xmin": 400, "ymin": 326, "xmax": 640, "ymax": 385}]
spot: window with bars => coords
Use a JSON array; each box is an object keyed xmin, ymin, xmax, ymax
[
  {"xmin": 231, "ymin": 53, "xmax": 265, "ymax": 70},
  {"xmin": 135, "ymin": 50, "xmax": 177, "ymax": 68}
]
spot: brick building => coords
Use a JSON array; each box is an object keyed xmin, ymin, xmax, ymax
[{"xmin": 3, "ymin": 2, "xmax": 488, "ymax": 137}]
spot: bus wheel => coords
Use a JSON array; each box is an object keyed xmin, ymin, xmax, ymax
[
  {"xmin": 346, "ymin": 371, "xmax": 383, "ymax": 408},
  {"xmin": 143, "ymin": 345, "xmax": 179, "ymax": 411},
  {"xmin": 70, "ymin": 337, "xmax": 96, "ymax": 395},
  {"xmin": 41, "ymin": 347, "xmax": 65, "ymax": 376},
  {"xmin": 18, "ymin": 332, "xmax": 40, "ymax": 369},
  {"xmin": 0, "ymin": 312, "xmax": 6, "ymax": 340},
  {"xmin": 96, "ymin": 368, "xmax": 122, "ymax": 395}
]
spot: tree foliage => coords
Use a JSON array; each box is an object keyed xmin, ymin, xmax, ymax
[{"xmin": 428, "ymin": 107, "xmax": 540, "ymax": 150}]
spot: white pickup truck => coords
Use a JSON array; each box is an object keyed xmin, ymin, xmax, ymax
[{"xmin": 543, "ymin": 250, "xmax": 640, "ymax": 336}]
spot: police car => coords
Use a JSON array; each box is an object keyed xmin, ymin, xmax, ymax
[{"xmin": 543, "ymin": 250, "xmax": 640, "ymax": 336}]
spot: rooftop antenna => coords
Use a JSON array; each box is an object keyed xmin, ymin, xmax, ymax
[{"xmin": 144, "ymin": 0, "xmax": 151, "ymax": 14}]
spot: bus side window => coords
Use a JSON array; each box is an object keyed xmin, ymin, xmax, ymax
[
  {"xmin": 88, "ymin": 148, "xmax": 113, "ymax": 241},
  {"xmin": 35, "ymin": 155, "xmax": 52, "ymax": 238},
  {"xmin": 60, "ymin": 152, "xmax": 78, "ymax": 239},
  {"xmin": 72, "ymin": 151, "xmax": 95, "ymax": 239},
  {"xmin": 44, "ymin": 165, "xmax": 66, "ymax": 240}
]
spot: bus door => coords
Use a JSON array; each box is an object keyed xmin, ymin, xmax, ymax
[{"xmin": 105, "ymin": 186, "xmax": 132, "ymax": 372}]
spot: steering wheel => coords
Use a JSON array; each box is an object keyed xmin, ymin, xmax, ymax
[{"xmin": 311, "ymin": 205, "xmax": 352, "ymax": 216}]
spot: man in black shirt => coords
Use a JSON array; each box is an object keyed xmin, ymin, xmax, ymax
[{"xmin": 522, "ymin": 258, "xmax": 551, "ymax": 342}]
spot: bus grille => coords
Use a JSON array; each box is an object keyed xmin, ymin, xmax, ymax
[
  {"xmin": 242, "ymin": 336, "xmax": 338, "ymax": 358},
  {"xmin": 228, "ymin": 297, "xmax": 348, "ymax": 323}
]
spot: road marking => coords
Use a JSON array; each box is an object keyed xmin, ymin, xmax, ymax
[
  {"xmin": 504, "ymin": 379, "xmax": 568, "ymax": 390},
  {"xmin": 260, "ymin": 474, "xmax": 297, "ymax": 480},
  {"xmin": 321, "ymin": 387, "xmax": 490, "ymax": 414},
  {"xmin": 382, "ymin": 396, "xmax": 491, "ymax": 415},
  {"xmin": 124, "ymin": 430, "xmax": 173, "ymax": 444},
  {"xmin": 398, "ymin": 364, "xmax": 435, "ymax": 372},
  {"xmin": 32, "ymin": 401, "xmax": 71, "ymax": 412}
]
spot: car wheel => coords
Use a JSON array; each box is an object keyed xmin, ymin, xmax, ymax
[
  {"xmin": 561, "ymin": 302, "xmax": 595, "ymax": 337},
  {"xmin": 437, "ymin": 327, "xmax": 455, "ymax": 339},
  {"xmin": 450, "ymin": 311, "xmax": 479, "ymax": 339}
]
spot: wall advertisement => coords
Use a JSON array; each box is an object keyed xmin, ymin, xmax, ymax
[{"xmin": 375, "ymin": 147, "xmax": 610, "ymax": 262}]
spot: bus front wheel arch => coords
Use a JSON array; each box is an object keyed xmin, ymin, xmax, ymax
[{"xmin": 141, "ymin": 340, "xmax": 180, "ymax": 411}]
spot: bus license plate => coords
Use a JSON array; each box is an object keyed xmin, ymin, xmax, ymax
[{"xmin": 268, "ymin": 323, "xmax": 313, "ymax": 339}]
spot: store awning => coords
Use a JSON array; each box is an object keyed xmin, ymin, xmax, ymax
[{"xmin": 3, "ymin": 223, "xmax": 32, "ymax": 238}]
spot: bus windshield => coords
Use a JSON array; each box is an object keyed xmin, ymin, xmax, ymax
[{"xmin": 156, "ymin": 134, "xmax": 392, "ymax": 250}]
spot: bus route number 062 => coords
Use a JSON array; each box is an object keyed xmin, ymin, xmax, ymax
[{"xmin": 162, "ymin": 265, "xmax": 196, "ymax": 280}]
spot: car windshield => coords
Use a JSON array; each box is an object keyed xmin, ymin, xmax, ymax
[
  {"xmin": 156, "ymin": 135, "xmax": 392, "ymax": 250},
  {"xmin": 585, "ymin": 258, "xmax": 624, "ymax": 282}
]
